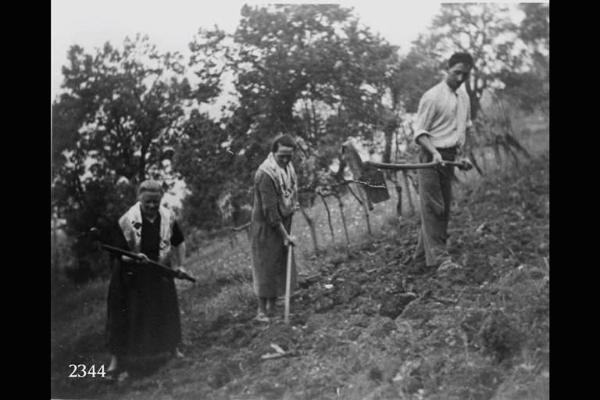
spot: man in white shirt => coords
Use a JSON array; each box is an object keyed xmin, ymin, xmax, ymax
[{"xmin": 411, "ymin": 52, "xmax": 474, "ymax": 273}]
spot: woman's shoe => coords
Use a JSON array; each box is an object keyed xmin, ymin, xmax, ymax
[
  {"xmin": 116, "ymin": 371, "xmax": 129, "ymax": 383},
  {"xmin": 266, "ymin": 300, "xmax": 276, "ymax": 317},
  {"xmin": 104, "ymin": 367, "xmax": 129, "ymax": 383},
  {"xmin": 173, "ymin": 348, "xmax": 185, "ymax": 358},
  {"xmin": 103, "ymin": 368, "xmax": 120, "ymax": 382},
  {"xmin": 254, "ymin": 312, "xmax": 270, "ymax": 323}
]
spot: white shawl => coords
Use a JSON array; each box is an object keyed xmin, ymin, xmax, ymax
[
  {"xmin": 118, "ymin": 202, "xmax": 175, "ymax": 264},
  {"xmin": 257, "ymin": 152, "xmax": 298, "ymax": 217}
]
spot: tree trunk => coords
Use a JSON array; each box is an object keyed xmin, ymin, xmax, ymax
[
  {"xmin": 335, "ymin": 156, "xmax": 347, "ymax": 182},
  {"xmin": 303, "ymin": 101, "xmax": 314, "ymax": 139},
  {"xmin": 465, "ymin": 74, "xmax": 482, "ymax": 120},
  {"xmin": 388, "ymin": 172, "xmax": 402, "ymax": 218},
  {"xmin": 468, "ymin": 150, "xmax": 485, "ymax": 176},
  {"xmin": 391, "ymin": 122, "xmax": 405, "ymax": 217},
  {"xmin": 310, "ymin": 97, "xmax": 319, "ymax": 138},
  {"xmin": 480, "ymin": 148, "xmax": 488, "ymax": 173},
  {"xmin": 334, "ymin": 193, "xmax": 350, "ymax": 252},
  {"xmin": 504, "ymin": 132, "xmax": 531, "ymax": 159},
  {"xmin": 347, "ymin": 184, "xmax": 372, "ymax": 236},
  {"xmin": 228, "ymin": 232, "xmax": 238, "ymax": 249},
  {"xmin": 299, "ymin": 206, "xmax": 319, "ymax": 255},
  {"xmin": 319, "ymin": 194, "xmax": 335, "ymax": 244},
  {"xmin": 494, "ymin": 92, "xmax": 531, "ymax": 159},
  {"xmin": 395, "ymin": 182, "xmax": 403, "ymax": 217},
  {"xmin": 73, "ymin": 171, "xmax": 88, "ymax": 211},
  {"xmin": 52, "ymin": 207, "xmax": 59, "ymax": 270},
  {"xmin": 402, "ymin": 171, "xmax": 415, "ymax": 215},
  {"xmin": 407, "ymin": 172, "xmax": 419, "ymax": 197},
  {"xmin": 139, "ymin": 141, "xmax": 148, "ymax": 182},
  {"xmin": 502, "ymin": 141, "xmax": 521, "ymax": 169},
  {"xmin": 492, "ymin": 139, "xmax": 503, "ymax": 170},
  {"xmin": 383, "ymin": 126, "xmax": 394, "ymax": 164}
]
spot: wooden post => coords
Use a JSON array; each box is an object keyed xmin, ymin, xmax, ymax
[
  {"xmin": 334, "ymin": 192, "xmax": 350, "ymax": 253},
  {"xmin": 502, "ymin": 139, "xmax": 521, "ymax": 169},
  {"xmin": 480, "ymin": 147, "xmax": 488, "ymax": 173},
  {"xmin": 389, "ymin": 172, "xmax": 402, "ymax": 218},
  {"xmin": 52, "ymin": 206, "xmax": 59, "ymax": 271},
  {"xmin": 347, "ymin": 184, "xmax": 372, "ymax": 236},
  {"xmin": 319, "ymin": 193, "xmax": 335, "ymax": 244},
  {"xmin": 468, "ymin": 150, "xmax": 485, "ymax": 176},
  {"xmin": 402, "ymin": 171, "xmax": 415, "ymax": 215},
  {"xmin": 492, "ymin": 137, "xmax": 503, "ymax": 170},
  {"xmin": 299, "ymin": 206, "xmax": 319, "ymax": 255}
]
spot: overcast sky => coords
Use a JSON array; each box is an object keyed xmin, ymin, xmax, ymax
[
  {"xmin": 51, "ymin": 0, "xmax": 546, "ymax": 100},
  {"xmin": 50, "ymin": 0, "xmax": 442, "ymax": 99}
]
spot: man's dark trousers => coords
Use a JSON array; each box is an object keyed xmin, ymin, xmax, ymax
[{"xmin": 413, "ymin": 146, "xmax": 457, "ymax": 268}]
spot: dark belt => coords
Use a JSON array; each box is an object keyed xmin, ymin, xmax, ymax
[
  {"xmin": 436, "ymin": 146, "xmax": 457, "ymax": 154},
  {"xmin": 420, "ymin": 146, "xmax": 457, "ymax": 163}
]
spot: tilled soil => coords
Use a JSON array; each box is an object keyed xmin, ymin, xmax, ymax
[{"xmin": 51, "ymin": 155, "xmax": 549, "ymax": 400}]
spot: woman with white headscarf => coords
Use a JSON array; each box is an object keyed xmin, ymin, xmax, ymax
[
  {"xmin": 250, "ymin": 134, "xmax": 299, "ymax": 322},
  {"xmin": 105, "ymin": 180, "xmax": 188, "ymax": 380}
]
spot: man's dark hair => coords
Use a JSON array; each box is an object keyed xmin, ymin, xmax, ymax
[
  {"xmin": 448, "ymin": 52, "xmax": 474, "ymax": 69},
  {"xmin": 271, "ymin": 134, "xmax": 297, "ymax": 153}
]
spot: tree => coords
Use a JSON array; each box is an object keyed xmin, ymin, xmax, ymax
[
  {"xmin": 52, "ymin": 34, "xmax": 191, "ymax": 280},
  {"xmin": 500, "ymin": 3, "xmax": 549, "ymax": 115},
  {"xmin": 172, "ymin": 109, "xmax": 243, "ymax": 230},
  {"xmin": 181, "ymin": 4, "xmax": 402, "ymax": 233},
  {"xmin": 388, "ymin": 48, "xmax": 441, "ymax": 115},
  {"xmin": 413, "ymin": 3, "xmax": 524, "ymax": 119},
  {"xmin": 230, "ymin": 4, "xmax": 400, "ymax": 153},
  {"xmin": 519, "ymin": 3, "xmax": 549, "ymax": 54},
  {"xmin": 57, "ymin": 34, "xmax": 191, "ymax": 183}
]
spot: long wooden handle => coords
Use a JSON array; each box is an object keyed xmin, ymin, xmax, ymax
[
  {"xmin": 100, "ymin": 243, "xmax": 196, "ymax": 282},
  {"xmin": 365, "ymin": 160, "xmax": 467, "ymax": 170},
  {"xmin": 284, "ymin": 244, "xmax": 293, "ymax": 325}
]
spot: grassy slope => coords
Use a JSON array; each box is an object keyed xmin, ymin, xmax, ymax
[{"xmin": 51, "ymin": 129, "xmax": 548, "ymax": 400}]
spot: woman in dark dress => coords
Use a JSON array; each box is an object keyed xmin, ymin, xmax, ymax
[
  {"xmin": 105, "ymin": 180, "xmax": 188, "ymax": 379},
  {"xmin": 251, "ymin": 134, "xmax": 299, "ymax": 322}
]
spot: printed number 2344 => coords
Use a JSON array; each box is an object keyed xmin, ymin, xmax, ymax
[{"xmin": 68, "ymin": 364, "xmax": 106, "ymax": 378}]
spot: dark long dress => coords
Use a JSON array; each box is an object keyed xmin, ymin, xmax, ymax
[
  {"xmin": 251, "ymin": 170, "xmax": 297, "ymax": 298},
  {"xmin": 105, "ymin": 216, "xmax": 184, "ymax": 358}
]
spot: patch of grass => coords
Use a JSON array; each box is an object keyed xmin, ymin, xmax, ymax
[{"xmin": 201, "ymin": 283, "xmax": 255, "ymax": 324}]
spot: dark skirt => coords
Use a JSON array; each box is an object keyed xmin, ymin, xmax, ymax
[
  {"xmin": 251, "ymin": 214, "xmax": 297, "ymax": 298},
  {"xmin": 106, "ymin": 261, "xmax": 182, "ymax": 357}
]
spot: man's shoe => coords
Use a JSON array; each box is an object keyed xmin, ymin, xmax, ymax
[
  {"xmin": 407, "ymin": 262, "xmax": 426, "ymax": 275},
  {"xmin": 438, "ymin": 259, "xmax": 462, "ymax": 273}
]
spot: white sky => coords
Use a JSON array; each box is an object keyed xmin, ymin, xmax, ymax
[{"xmin": 51, "ymin": 0, "xmax": 547, "ymax": 100}]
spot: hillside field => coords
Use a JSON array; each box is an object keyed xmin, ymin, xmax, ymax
[{"xmin": 51, "ymin": 126, "xmax": 549, "ymax": 400}]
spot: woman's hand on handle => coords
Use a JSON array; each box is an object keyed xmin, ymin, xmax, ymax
[
  {"xmin": 136, "ymin": 253, "xmax": 151, "ymax": 263},
  {"xmin": 284, "ymin": 235, "xmax": 296, "ymax": 247}
]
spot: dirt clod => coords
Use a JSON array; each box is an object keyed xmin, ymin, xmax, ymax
[
  {"xmin": 379, "ymin": 292, "xmax": 418, "ymax": 319},
  {"xmin": 368, "ymin": 366, "xmax": 383, "ymax": 382},
  {"xmin": 478, "ymin": 309, "xmax": 522, "ymax": 363}
]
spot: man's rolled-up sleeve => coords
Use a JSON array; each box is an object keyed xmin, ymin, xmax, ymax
[{"xmin": 413, "ymin": 94, "xmax": 436, "ymax": 143}]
